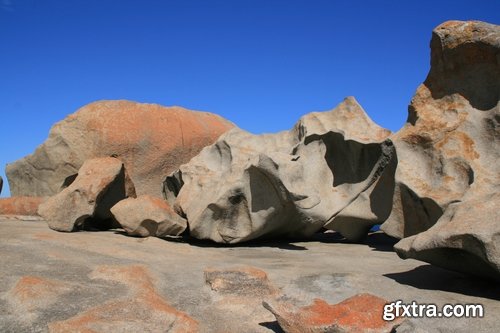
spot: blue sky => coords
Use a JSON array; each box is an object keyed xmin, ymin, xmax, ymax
[{"xmin": 0, "ymin": 0, "xmax": 498, "ymax": 197}]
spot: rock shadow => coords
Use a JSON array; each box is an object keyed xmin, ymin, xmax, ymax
[
  {"xmin": 384, "ymin": 264, "xmax": 500, "ymax": 301},
  {"xmin": 158, "ymin": 234, "xmax": 309, "ymax": 251},
  {"xmin": 311, "ymin": 231, "xmax": 398, "ymax": 252},
  {"xmin": 259, "ymin": 321, "xmax": 285, "ymax": 333}
]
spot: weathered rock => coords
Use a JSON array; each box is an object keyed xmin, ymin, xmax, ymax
[
  {"xmin": 165, "ymin": 97, "xmax": 394, "ymax": 243},
  {"xmin": 382, "ymin": 20, "xmax": 500, "ymax": 239},
  {"xmin": 263, "ymin": 293, "xmax": 403, "ymax": 333},
  {"xmin": 204, "ymin": 266, "xmax": 278, "ymax": 297},
  {"xmin": 6, "ymin": 100, "xmax": 234, "ymax": 198},
  {"xmin": 0, "ymin": 197, "xmax": 47, "ymax": 216},
  {"xmin": 48, "ymin": 265, "xmax": 199, "ymax": 333},
  {"xmin": 395, "ymin": 190, "xmax": 500, "ymax": 281},
  {"xmin": 38, "ymin": 157, "xmax": 136, "ymax": 232},
  {"xmin": 2, "ymin": 218, "xmax": 499, "ymax": 332},
  {"xmin": 110, "ymin": 195, "xmax": 187, "ymax": 237},
  {"xmin": 7, "ymin": 276, "xmax": 72, "ymax": 320},
  {"xmin": 377, "ymin": 20, "xmax": 500, "ymax": 280}
]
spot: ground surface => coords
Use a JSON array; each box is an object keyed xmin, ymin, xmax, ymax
[{"xmin": 1, "ymin": 216, "xmax": 499, "ymax": 332}]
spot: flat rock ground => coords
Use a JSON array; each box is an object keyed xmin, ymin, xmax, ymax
[{"xmin": 0, "ymin": 217, "xmax": 499, "ymax": 333}]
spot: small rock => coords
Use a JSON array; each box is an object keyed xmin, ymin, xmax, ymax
[
  {"xmin": 111, "ymin": 195, "xmax": 187, "ymax": 237},
  {"xmin": 38, "ymin": 157, "xmax": 136, "ymax": 232},
  {"xmin": 204, "ymin": 266, "xmax": 278, "ymax": 297},
  {"xmin": 263, "ymin": 293, "xmax": 402, "ymax": 333}
]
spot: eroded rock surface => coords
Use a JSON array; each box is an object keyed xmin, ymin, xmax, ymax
[
  {"xmin": 38, "ymin": 157, "xmax": 136, "ymax": 232},
  {"xmin": 382, "ymin": 20, "xmax": 500, "ymax": 239},
  {"xmin": 165, "ymin": 97, "xmax": 394, "ymax": 243},
  {"xmin": 264, "ymin": 293, "xmax": 403, "ymax": 333},
  {"xmin": 379, "ymin": 20, "xmax": 500, "ymax": 280},
  {"xmin": 111, "ymin": 195, "xmax": 187, "ymax": 237},
  {"xmin": 6, "ymin": 100, "xmax": 234, "ymax": 198},
  {"xmin": 204, "ymin": 266, "xmax": 278, "ymax": 297}
]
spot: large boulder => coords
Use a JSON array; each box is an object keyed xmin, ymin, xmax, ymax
[
  {"xmin": 6, "ymin": 100, "xmax": 234, "ymax": 198},
  {"xmin": 164, "ymin": 97, "xmax": 394, "ymax": 243},
  {"xmin": 38, "ymin": 157, "xmax": 136, "ymax": 232},
  {"xmin": 380, "ymin": 20, "xmax": 500, "ymax": 280},
  {"xmin": 110, "ymin": 195, "xmax": 187, "ymax": 237},
  {"xmin": 382, "ymin": 20, "xmax": 500, "ymax": 239}
]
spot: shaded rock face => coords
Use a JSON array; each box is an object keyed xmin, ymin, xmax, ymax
[
  {"xmin": 110, "ymin": 195, "xmax": 187, "ymax": 237},
  {"xmin": 165, "ymin": 97, "xmax": 394, "ymax": 243},
  {"xmin": 38, "ymin": 157, "xmax": 136, "ymax": 232},
  {"xmin": 0, "ymin": 175, "xmax": 3, "ymax": 195},
  {"xmin": 263, "ymin": 293, "xmax": 403, "ymax": 333},
  {"xmin": 379, "ymin": 20, "xmax": 500, "ymax": 280},
  {"xmin": 6, "ymin": 100, "xmax": 234, "ymax": 198},
  {"xmin": 0, "ymin": 197, "xmax": 47, "ymax": 216},
  {"xmin": 396, "ymin": 191, "xmax": 500, "ymax": 281}
]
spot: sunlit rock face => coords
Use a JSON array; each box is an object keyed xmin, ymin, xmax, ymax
[
  {"xmin": 6, "ymin": 100, "xmax": 234, "ymax": 198},
  {"xmin": 165, "ymin": 96, "xmax": 394, "ymax": 244},
  {"xmin": 382, "ymin": 20, "xmax": 500, "ymax": 280}
]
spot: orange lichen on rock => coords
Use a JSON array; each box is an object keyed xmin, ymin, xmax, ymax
[
  {"xmin": 8, "ymin": 276, "xmax": 71, "ymax": 312},
  {"xmin": 0, "ymin": 197, "xmax": 47, "ymax": 216},
  {"xmin": 264, "ymin": 293, "xmax": 402, "ymax": 333},
  {"xmin": 48, "ymin": 265, "xmax": 199, "ymax": 333}
]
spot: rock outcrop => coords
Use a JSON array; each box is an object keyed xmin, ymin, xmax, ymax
[
  {"xmin": 110, "ymin": 195, "xmax": 187, "ymax": 237},
  {"xmin": 6, "ymin": 100, "xmax": 234, "ymax": 198},
  {"xmin": 382, "ymin": 20, "xmax": 500, "ymax": 239},
  {"xmin": 263, "ymin": 293, "xmax": 403, "ymax": 333},
  {"xmin": 0, "ymin": 197, "xmax": 47, "ymax": 216},
  {"xmin": 165, "ymin": 97, "xmax": 394, "ymax": 243},
  {"xmin": 38, "ymin": 157, "xmax": 136, "ymax": 232},
  {"xmin": 379, "ymin": 20, "xmax": 500, "ymax": 280},
  {"xmin": 0, "ymin": 175, "xmax": 3, "ymax": 195}
]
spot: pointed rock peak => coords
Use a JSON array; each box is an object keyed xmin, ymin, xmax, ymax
[{"xmin": 294, "ymin": 96, "xmax": 391, "ymax": 143}]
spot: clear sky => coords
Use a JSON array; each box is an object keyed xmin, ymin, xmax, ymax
[{"xmin": 0, "ymin": 0, "xmax": 498, "ymax": 197}]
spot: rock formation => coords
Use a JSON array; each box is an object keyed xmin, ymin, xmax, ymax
[
  {"xmin": 382, "ymin": 20, "xmax": 500, "ymax": 239},
  {"xmin": 6, "ymin": 100, "xmax": 234, "ymax": 198},
  {"xmin": 164, "ymin": 97, "xmax": 393, "ymax": 243},
  {"xmin": 379, "ymin": 20, "xmax": 500, "ymax": 280},
  {"xmin": 38, "ymin": 157, "xmax": 136, "ymax": 232},
  {"xmin": 0, "ymin": 175, "xmax": 3, "ymax": 195},
  {"xmin": 0, "ymin": 197, "xmax": 47, "ymax": 216},
  {"xmin": 110, "ymin": 195, "xmax": 187, "ymax": 237}
]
